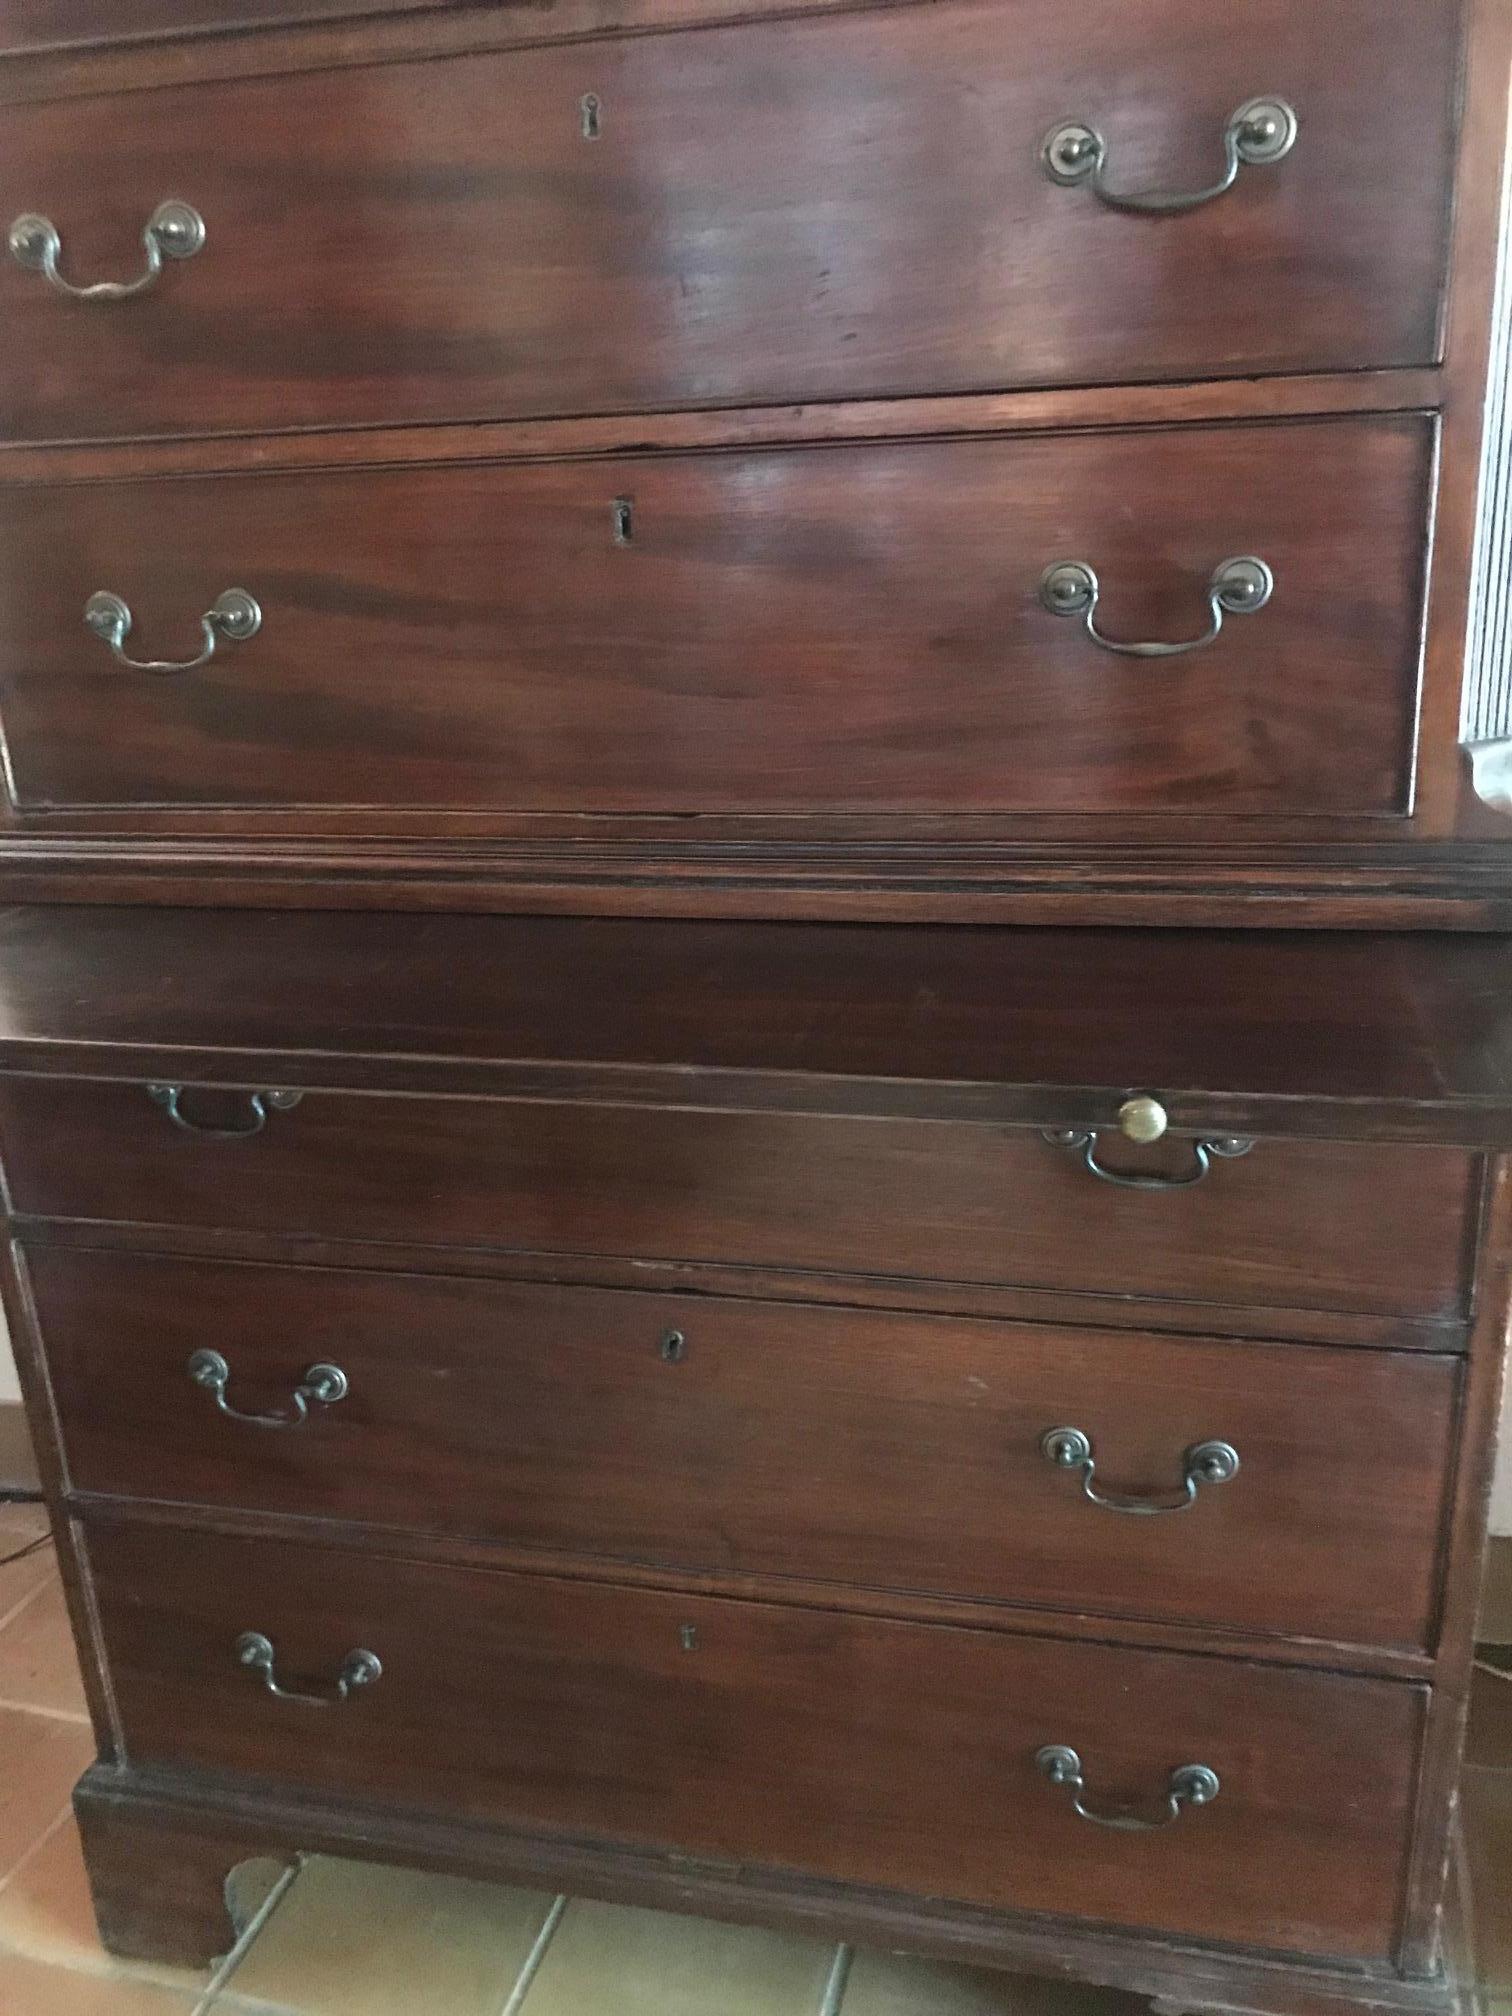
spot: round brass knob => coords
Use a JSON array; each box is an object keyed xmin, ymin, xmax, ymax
[{"xmin": 1118, "ymin": 1095, "xmax": 1169, "ymax": 1145}]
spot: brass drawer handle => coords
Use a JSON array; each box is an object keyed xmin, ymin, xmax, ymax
[
  {"xmin": 1035, "ymin": 1746, "xmax": 1220, "ymax": 1832},
  {"xmin": 1040, "ymin": 1427, "xmax": 1240, "ymax": 1515},
  {"xmin": 85, "ymin": 588, "xmax": 261, "ymax": 674},
  {"xmin": 236, "ymin": 1632, "xmax": 381, "ymax": 1708},
  {"xmin": 188, "ymin": 1349, "xmax": 348, "ymax": 1429},
  {"xmin": 1041, "ymin": 99, "xmax": 1296, "ymax": 213},
  {"xmin": 8, "ymin": 199, "xmax": 205, "ymax": 300},
  {"xmin": 148, "ymin": 1084, "xmax": 302, "ymax": 1139},
  {"xmin": 1039, "ymin": 557, "xmax": 1273, "ymax": 659}
]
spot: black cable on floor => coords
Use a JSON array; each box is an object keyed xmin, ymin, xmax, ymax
[{"xmin": 0, "ymin": 1532, "xmax": 49, "ymax": 1571}]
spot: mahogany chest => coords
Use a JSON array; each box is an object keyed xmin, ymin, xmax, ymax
[{"xmin": 1, "ymin": 4, "xmax": 1510, "ymax": 2014}]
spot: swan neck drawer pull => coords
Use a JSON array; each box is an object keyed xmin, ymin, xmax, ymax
[
  {"xmin": 8, "ymin": 200, "xmax": 206, "ymax": 300},
  {"xmin": 1036, "ymin": 1747, "xmax": 1221, "ymax": 1831},
  {"xmin": 1041, "ymin": 99, "xmax": 1297, "ymax": 214},
  {"xmin": 1039, "ymin": 556, "xmax": 1273, "ymax": 659},
  {"xmin": 1043, "ymin": 1114, "xmax": 1256, "ymax": 1189},
  {"xmin": 236, "ymin": 1632, "xmax": 381, "ymax": 1708},
  {"xmin": 148, "ymin": 1084, "xmax": 303, "ymax": 1138},
  {"xmin": 85, "ymin": 588, "xmax": 260, "ymax": 674},
  {"xmin": 1040, "ymin": 1427, "xmax": 1240, "ymax": 1515},
  {"xmin": 188, "ymin": 1349, "xmax": 348, "ymax": 1429}
]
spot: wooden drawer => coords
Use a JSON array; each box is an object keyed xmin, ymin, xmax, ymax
[
  {"xmin": 0, "ymin": 0, "xmax": 447, "ymax": 54},
  {"xmin": 86, "ymin": 1521, "xmax": 1424, "ymax": 1960},
  {"xmin": 0, "ymin": 0, "xmax": 1460, "ymax": 444},
  {"xmin": 36, "ymin": 1249, "xmax": 1461, "ymax": 1650},
  {"xmin": 0, "ymin": 418, "xmax": 1432, "ymax": 818},
  {"xmin": 0, "ymin": 1080, "xmax": 1477, "ymax": 1326}
]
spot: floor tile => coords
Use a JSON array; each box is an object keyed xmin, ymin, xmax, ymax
[
  {"xmin": 1469, "ymin": 1658, "xmax": 1512, "ymax": 1772},
  {"xmin": 0, "ymin": 1507, "xmax": 56, "ymax": 1626},
  {"xmin": 519, "ymin": 1897, "xmax": 839, "ymax": 2016},
  {"xmin": 0, "ymin": 1576, "xmax": 90, "ymax": 1720},
  {"xmin": 223, "ymin": 1854, "xmax": 557, "ymax": 2016},
  {"xmin": 0, "ymin": 1952, "xmax": 201, "ymax": 2014},
  {"xmin": 0, "ymin": 1811, "xmax": 211, "ymax": 1994},
  {"xmin": 1463, "ymin": 1764, "xmax": 1512, "ymax": 1993},
  {"xmin": 0, "ymin": 1705, "xmax": 93, "ymax": 1887},
  {"xmin": 841, "ymin": 1950, "xmax": 1148, "ymax": 2016}
]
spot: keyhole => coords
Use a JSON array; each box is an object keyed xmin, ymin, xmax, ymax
[
  {"xmin": 680, "ymin": 1625, "xmax": 698, "ymax": 1652},
  {"xmin": 613, "ymin": 498, "xmax": 634, "ymax": 546},
  {"xmin": 660, "ymin": 1329, "xmax": 686, "ymax": 1364},
  {"xmin": 581, "ymin": 94, "xmax": 602, "ymax": 140}
]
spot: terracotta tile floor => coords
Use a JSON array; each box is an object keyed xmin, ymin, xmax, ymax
[{"xmin": 0, "ymin": 1503, "xmax": 1506, "ymax": 2016}]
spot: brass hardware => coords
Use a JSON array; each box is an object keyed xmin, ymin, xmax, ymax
[
  {"xmin": 581, "ymin": 93, "xmax": 603, "ymax": 139},
  {"xmin": 1039, "ymin": 557, "xmax": 1273, "ymax": 658},
  {"xmin": 1040, "ymin": 1427, "xmax": 1240, "ymax": 1515},
  {"xmin": 1035, "ymin": 1746, "xmax": 1220, "ymax": 1831},
  {"xmin": 1041, "ymin": 98, "xmax": 1296, "ymax": 212},
  {"xmin": 660, "ymin": 1328, "xmax": 687, "ymax": 1363},
  {"xmin": 188, "ymin": 1348, "xmax": 348, "ymax": 1429},
  {"xmin": 8, "ymin": 199, "xmax": 206, "ymax": 299},
  {"xmin": 148, "ymin": 1084, "xmax": 303, "ymax": 1138},
  {"xmin": 612, "ymin": 498, "xmax": 634, "ymax": 545},
  {"xmin": 1043, "ymin": 1125, "xmax": 1254, "ymax": 1190},
  {"xmin": 85, "ymin": 588, "xmax": 261, "ymax": 674},
  {"xmin": 1117, "ymin": 1095, "xmax": 1168, "ymax": 1144},
  {"xmin": 236, "ymin": 1631, "xmax": 381, "ymax": 1707}
]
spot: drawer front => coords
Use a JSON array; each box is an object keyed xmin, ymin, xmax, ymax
[
  {"xmin": 0, "ymin": 1080, "xmax": 1477, "ymax": 1325},
  {"xmin": 88, "ymin": 1522, "xmax": 1424, "ymax": 1960},
  {"xmin": 0, "ymin": 0, "xmax": 1460, "ymax": 443},
  {"xmin": 1, "ymin": 0, "xmax": 448, "ymax": 53},
  {"xmin": 0, "ymin": 418, "xmax": 1432, "ymax": 818},
  {"xmin": 38, "ymin": 1249, "xmax": 1460, "ymax": 1649}
]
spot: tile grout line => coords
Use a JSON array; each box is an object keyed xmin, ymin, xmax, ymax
[
  {"xmin": 0, "ymin": 1696, "xmax": 90, "ymax": 1725},
  {"xmin": 190, "ymin": 1858, "xmax": 303, "ymax": 2016},
  {"xmin": 820, "ymin": 1943, "xmax": 855, "ymax": 2016},
  {"xmin": 0, "ymin": 1805, "xmax": 70, "ymax": 1909},
  {"xmin": 0, "ymin": 1561, "xmax": 56, "ymax": 1639},
  {"xmin": 499, "ymin": 1892, "xmax": 569, "ymax": 2016},
  {"xmin": 0, "ymin": 1798, "xmax": 73, "ymax": 1920}
]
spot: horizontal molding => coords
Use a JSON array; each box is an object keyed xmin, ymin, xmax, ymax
[
  {"xmin": 1, "ymin": 835, "xmax": 1512, "ymax": 930},
  {"xmin": 0, "ymin": 373, "xmax": 1444, "ymax": 485},
  {"xmin": 14, "ymin": 1221, "xmax": 1466, "ymax": 1354},
  {"xmin": 0, "ymin": 0, "xmax": 941, "ymax": 105}
]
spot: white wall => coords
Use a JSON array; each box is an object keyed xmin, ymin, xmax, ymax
[
  {"xmin": 0, "ymin": 1312, "xmax": 17, "ymax": 1405},
  {"xmin": 1493, "ymin": 1383, "xmax": 1512, "ymax": 1537}
]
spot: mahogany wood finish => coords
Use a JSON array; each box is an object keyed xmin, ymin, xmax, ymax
[
  {"xmin": 0, "ymin": 0, "xmax": 1501, "ymax": 918},
  {"xmin": 0, "ymin": 903, "xmax": 1498, "ymax": 2010},
  {"xmin": 1, "ymin": 0, "xmax": 448, "ymax": 55},
  {"xmin": 0, "ymin": 0, "xmax": 1460, "ymax": 446},
  {"xmin": 86, "ymin": 1518, "xmax": 1426, "ymax": 1964},
  {"xmin": 2, "ymin": 906, "xmax": 1512, "ymax": 1139},
  {"xmin": 0, "ymin": 418, "xmax": 1434, "ymax": 818},
  {"xmin": 0, "ymin": 1077, "xmax": 1479, "ymax": 1325},
  {"xmin": 31, "ymin": 1248, "xmax": 1463, "ymax": 1650},
  {"xmin": 66, "ymin": 1766, "xmax": 1463, "ymax": 2016},
  {"xmin": 0, "ymin": 0, "xmax": 1509, "ymax": 2010}
]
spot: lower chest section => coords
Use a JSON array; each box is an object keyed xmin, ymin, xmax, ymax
[{"xmin": 3, "ymin": 914, "xmax": 1503, "ymax": 1994}]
